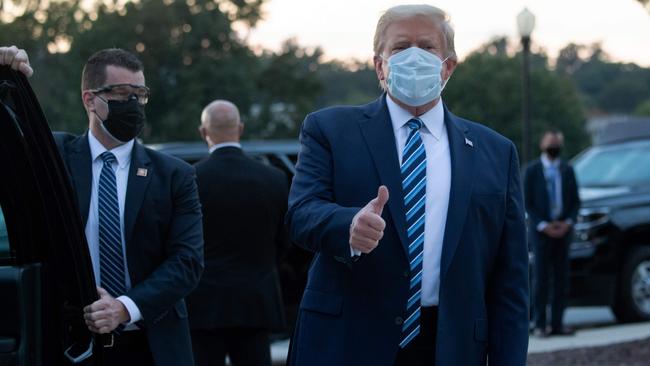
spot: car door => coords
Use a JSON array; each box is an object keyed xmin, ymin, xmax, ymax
[{"xmin": 0, "ymin": 67, "xmax": 102, "ymax": 365}]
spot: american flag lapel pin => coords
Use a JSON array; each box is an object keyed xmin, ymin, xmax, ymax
[
  {"xmin": 465, "ymin": 137, "xmax": 474, "ymax": 147},
  {"xmin": 137, "ymin": 168, "xmax": 148, "ymax": 177}
]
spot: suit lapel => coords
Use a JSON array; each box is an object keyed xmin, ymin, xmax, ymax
[
  {"xmin": 124, "ymin": 142, "xmax": 152, "ymax": 248},
  {"xmin": 358, "ymin": 96, "xmax": 410, "ymax": 257},
  {"xmin": 440, "ymin": 109, "xmax": 476, "ymax": 279},
  {"xmin": 559, "ymin": 160, "xmax": 570, "ymax": 217},
  {"xmin": 65, "ymin": 133, "xmax": 93, "ymax": 226}
]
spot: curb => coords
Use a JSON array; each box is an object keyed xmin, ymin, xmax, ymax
[{"xmin": 528, "ymin": 322, "xmax": 650, "ymax": 353}]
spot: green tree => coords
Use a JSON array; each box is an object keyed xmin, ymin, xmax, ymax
[
  {"xmin": 444, "ymin": 38, "xmax": 589, "ymax": 161},
  {"xmin": 315, "ymin": 60, "xmax": 378, "ymax": 107},
  {"xmin": 0, "ymin": 0, "xmax": 271, "ymax": 141},
  {"xmin": 249, "ymin": 39, "xmax": 323, "ymax": 139},
  {"xmin": 634, "ymin": 99, "xmax": 650, "ymax": 116},
  {"xmin": 556, "ymin": 43, "xmax": 650, "ymax": 115}
]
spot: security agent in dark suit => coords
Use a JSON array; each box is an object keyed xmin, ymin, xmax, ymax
[
  {"xmin": 524, "ymin": 130, "xmax": 580, "ymax": 337},
  {"xmin": 0, "ymin": 46, "xmax": 204, "ymax": 365},
  {"xmin": 187, "ymin": 100, "xmax": 288, "ymax": 366}
]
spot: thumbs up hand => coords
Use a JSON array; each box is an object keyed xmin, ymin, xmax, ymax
[{"xmin": 349, "ymin": 186, "xmax": 389, "ymax": 254}]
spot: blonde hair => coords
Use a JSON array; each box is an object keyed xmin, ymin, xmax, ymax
[{"xmin": 373, "ymin": 4, "xmax": 456, "ymax": 60}]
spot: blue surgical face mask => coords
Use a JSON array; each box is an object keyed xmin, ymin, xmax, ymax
[{"xmin": 385, "ymin": 47, "xmax": 448, "ymax": 107}]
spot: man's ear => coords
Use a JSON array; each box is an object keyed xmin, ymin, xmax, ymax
[
  {"xmin": 442, "ymin": 57, "xmax": 457, "ymax": 81},
  {"xmin": 82, "ymin": 91, "xmax": 96, "ymax": 112},
  {"xmin": 239, "ymin": 123, "xmax": 245, "ymax": 137},
  {"xmin": 373, "ymin": 55, "xmax": 385, "ymax": 81},
  {"xmin": 198, "ymin": 125, "xmax": 207, "ymax": 141}
]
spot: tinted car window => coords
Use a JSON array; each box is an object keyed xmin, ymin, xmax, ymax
[
  {"xmin": 574, "ymin": 140, "xmax": 650, "ymax": 187},
  {"xmin": 0, "ymin": 205, "xmax": 9, "ymax": 258}
]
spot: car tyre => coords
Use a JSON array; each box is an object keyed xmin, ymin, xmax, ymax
[{"xmin": 613, "ymin": 246, "xmax": 650, "ymax": 322}]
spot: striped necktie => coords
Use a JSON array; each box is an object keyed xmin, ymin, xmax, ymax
[
  {"xmin": 399, "ymin": 118, "xmax": 427, "ymax": 348},
  {"xmin": 98, "ymin": 151, "xmax": 126, "ymax": 299}
]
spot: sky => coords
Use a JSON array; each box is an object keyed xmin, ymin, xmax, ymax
[{"xmin": 242, "ymin": 0, "xmax": 650, "ymax": 67}]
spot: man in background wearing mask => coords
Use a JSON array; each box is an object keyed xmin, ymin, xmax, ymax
[
  {"xmin": 286, "ymin": 4, "xmax": 529, "ymax": 366},
  {"xmin": 524, "ymin": 129, "xmax": 580, "ymax": 338},
  {"xmin": 0, "ymin": 46, "xmax": 204, "ymax": 365}
]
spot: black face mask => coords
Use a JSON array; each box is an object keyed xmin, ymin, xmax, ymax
[
  {"xmin": 545, "ymin": 146, "xmax": 562, "ymax": 159},
  {"xmin": 95, "ymin": 95, "xmax": 146, "ymax": 142}
]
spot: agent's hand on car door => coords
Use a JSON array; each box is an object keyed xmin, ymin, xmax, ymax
[
  {"xmin": 0, "ymin": 45, "xmax": 33, "ymax": 77},
  {"xmin": 83, "ymin": 287, "xmax": 130, "ymax": 334}
]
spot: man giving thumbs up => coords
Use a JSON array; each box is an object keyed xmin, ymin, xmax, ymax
[{"xmin": 286, "ymin": 7, "xmax": 527, "ymax": 366}]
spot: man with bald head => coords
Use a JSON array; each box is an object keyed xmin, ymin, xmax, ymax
[{"xmin": 186, "ymin": 100, "xmax": 289, "ymax": 366}]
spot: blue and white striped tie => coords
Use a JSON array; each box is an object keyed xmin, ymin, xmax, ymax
[
  {"xmin": 399, "ymin": 118, "xmax": 427, "ymax": 348},
  {"xmin": 98, "ymin": 151, "xmax": 126, "ymax": 300}
]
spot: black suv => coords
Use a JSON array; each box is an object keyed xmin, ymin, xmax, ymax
[
  {"xmin": 2, "ymin": 69, "xmax": 99, "ymax": 365},
  {"xmin": 569, "ymin": 121, "xmax": 650, "ymax": 322}
]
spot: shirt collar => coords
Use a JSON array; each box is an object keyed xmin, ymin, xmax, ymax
[
  {"xmin": 88, "ymin": 130, "xmax": 134, "ymax": 169},
  {"xmin": 541, "ymin": 154, "xmax": 561, "ymax": 169},
  {"xmin": 209, "ymin": 142, "xmax": 242, "ymax": 154},
  {"xmin": 386, "ymin": 94, "xmax": 445, "ymax": 140}
]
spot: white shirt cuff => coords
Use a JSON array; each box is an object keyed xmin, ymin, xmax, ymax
[
  {"xmin": 536, "ymin": 221, "xmax": 549, "ymax": 232},
  {"xmin": 350, "ymin": 245, "xmax": 361, "ymax": 257},
  {"xmin": 116, "ymin": 295, "xmax": 142, "ymax": 324}
]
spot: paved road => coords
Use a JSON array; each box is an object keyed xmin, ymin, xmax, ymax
[{"xmin": 267, "ymin": 307, "xmax": 648, "ymax": 363}]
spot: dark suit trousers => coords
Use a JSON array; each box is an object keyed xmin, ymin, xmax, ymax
[
  {"xmin": 533, "ymin": 235, "xmax": 570, "ymax": 331},
  {"xmin": 191, "ymin": 328, "xmax": 271, "ymax": 366},
  {"xmin": 394, "ymin": 306, "xmax": 438, "ymax": 366}
]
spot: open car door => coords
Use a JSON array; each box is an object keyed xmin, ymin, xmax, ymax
[{"xmin": 0, "ymin": 67, "xmax": 102, "ymax": 365}]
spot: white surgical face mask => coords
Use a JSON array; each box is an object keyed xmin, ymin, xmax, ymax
[{"xmin": 385, "ymin": 47, "xmax": 448, "ymax": 107}]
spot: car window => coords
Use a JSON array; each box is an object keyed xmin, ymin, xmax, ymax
[
  {"xmin": 574, "ymin": 140, "xmax": 650, "ymax": 187},
  {"xmin": 0, "ymin": 205, "xmax": 10, "ymax": 258}
]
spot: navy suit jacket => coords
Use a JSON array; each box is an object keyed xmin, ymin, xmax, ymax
[
  {"xmin": 286, "ymin": 96, "xmax": 529, "ymax": 366},
  {"xmin": 54, "ymin": 132, "xmax": 204, "ymax": 366},
  {"xmin": 523, "ymin": 158, "xmax": 581, "ymax": 242}
]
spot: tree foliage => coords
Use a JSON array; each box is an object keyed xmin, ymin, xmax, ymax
[
  {"xmin": 0, "ymin": 0, "xmax": 323, "ymax": 141},
  {"xmin": 444, "ymin": 38, "xmax": 589, "ymax": 161},
  {"xmin": 0, "ymin": 1, "xmax": 646, "ymax": 150},
  {"xmin": 250, "ymin": 39, "xmax": 323, "ymax": 138},
  {"xmin": 635, "ymin": 99, "xmax": 650, "ymax": 116},
  {"xmin": 556, "ymin": 43, "xmax": 650, "ymax": 115}
]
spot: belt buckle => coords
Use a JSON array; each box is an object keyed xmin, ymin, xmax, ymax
[{"xmin": 103, "ymin": 334, "xmax": 114, "ymax": 348}]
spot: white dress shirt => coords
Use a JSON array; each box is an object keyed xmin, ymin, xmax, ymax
[
  {"xmin": 86, "ymin": 131, "xmax": 141, "ymax": 326},
  {"xmin": 209, "ymin": 141, "xmax": 242, "ymax": 154},
  {"xmin": 387, "ymin": 95, "xmax": 451, "ymax": 306},
  {"xmin": 537, "ymin": 154, "xmax": 565, "ymax": 232}
]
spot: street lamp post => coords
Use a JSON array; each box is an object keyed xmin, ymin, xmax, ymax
[{"xmin": 517, "ymin": 8, "xmax": 536, "ymax": 165}]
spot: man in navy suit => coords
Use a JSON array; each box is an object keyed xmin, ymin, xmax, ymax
[
  {"xmin": 286, "ymin": 5, "xmax": 529, "ymax": 366},
  {"xmin": 1, "ymin": 46, "xmax": 204, "ymax": 365},
  {"xmin": 524, "ymin": 130, "xmax": 580, "ymax": 337}
]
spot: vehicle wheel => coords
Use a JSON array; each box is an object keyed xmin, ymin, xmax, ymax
[{"xmin": 613, "ymin": 246, "xmax": 650, "ymax": 322}]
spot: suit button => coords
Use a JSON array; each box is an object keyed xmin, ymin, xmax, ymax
[
  {"xmin": 403, "ymin": 270, "xmax": 410, "ymax": 278},
  {"xmin": 395, "ymin": 316, "xmax": 404, "ymax": 325}
]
